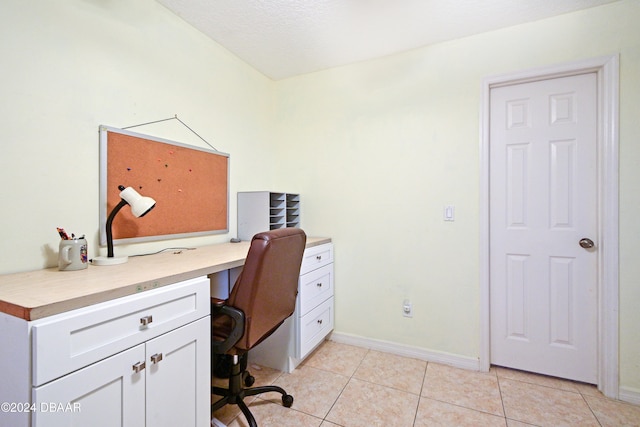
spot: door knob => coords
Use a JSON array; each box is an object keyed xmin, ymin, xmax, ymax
[{"xmin": 579, "ymin": 238, "xmax": 595, "ymax": 249}]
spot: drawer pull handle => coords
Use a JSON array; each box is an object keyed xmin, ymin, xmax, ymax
[
  {"xmin": 132, "ymin": 361, "xmax": 146, "ymax": 373},
  {"xmin": 317, "ymin": 319, "xmax": 323, "ymax": 325},
  {"xmin": 316, "ymin": 283, "xmax": 323, "ymax": 288},
  {"xmin": 151, "ymin": 353, "xmax": 163, "ymax": 364},
  {"xmin": 140, "ymin": 315, "xmax": 153, "ymax": 326},
  {"xmin": 316, "ymin": 255, "xmax": 322, "ymax": 261}
]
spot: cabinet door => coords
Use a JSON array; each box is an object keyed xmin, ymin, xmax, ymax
[
  {"xmin": 32, "ymin": 344, "xmax": 146, "ymax": 427},
  {"xmin": 146, "ymin": 317, "xmax": 210, "ymax": 427}
]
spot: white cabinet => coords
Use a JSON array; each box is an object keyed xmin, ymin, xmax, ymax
[
  {"xmin": 249, "ymin": 243, "xmax": 334, "ymax": 372},
  {"xmin": 237, "ymin": 191, "xmax": 300, "ymax": 241},
  {"xmin": 33, "ymin": 317, "xmax": 209, "ymax": 427},
  {"xmin": 296, "ymin": 243, "xmax": 335, "ymax": 359},
  {"xmin": 4, "ymin": 276, "xmax": 210, "ymax": 427},
  {"xmin": 31, "ymin": 277, "xmax": 210, "ymax": 386}
]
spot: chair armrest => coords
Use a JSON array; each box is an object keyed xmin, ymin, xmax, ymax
[
  {"xmin": 211, "ymin": 297, "xmax": 227, "ymax": 307},
  {"xmin": 211, "ymin": 303, "xmax": 245, "ymax": 354}
]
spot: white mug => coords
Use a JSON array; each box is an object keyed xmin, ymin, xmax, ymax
[{"xmin": 58, "ymin": 238, "xmax": 88, "ymax": 271}]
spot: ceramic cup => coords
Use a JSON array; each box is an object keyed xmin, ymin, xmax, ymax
[{"xmin": 58, "ymin": 238, "xmax": 88, "ymax": 271}]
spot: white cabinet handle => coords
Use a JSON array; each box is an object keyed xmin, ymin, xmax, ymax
[
  {"xmin": 317, "ymin": 319, "xmax": 323, "ymax": 325},
  {"xmin": 140, "ymin": 315, "xmax": 153, "ymax": 326},
  {"xmin": 316, "ymin": 283, "xmax": 323, "ymax": 288},
  {"xmin": 316, "ymin": 255, "xmax": 322, "ymax": 261},
  {"xmin": 132, "ymin": 361, "xmax": 146, "ymax": 373},
  {"xmin": 150, "ymin": 353, "xmax": 163, "ymax": 364}
]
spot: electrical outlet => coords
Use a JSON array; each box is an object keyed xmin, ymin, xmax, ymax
[{"xmin": 403, "ymin": 299, "xmax": 413, "ymax": 318}]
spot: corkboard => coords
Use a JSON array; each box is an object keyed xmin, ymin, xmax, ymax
[{"xmin": 99, "ymin": 126, "xmax": 229, "ymax": 245}]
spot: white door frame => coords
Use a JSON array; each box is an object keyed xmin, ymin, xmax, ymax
[{"xmin": 479, "ymin": 55, "xmax": 619, "ymax": 398}]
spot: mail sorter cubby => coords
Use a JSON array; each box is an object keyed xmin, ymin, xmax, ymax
[{"xmin": 237, "ymin": 191, "xmax": 300, "ymax": 241}]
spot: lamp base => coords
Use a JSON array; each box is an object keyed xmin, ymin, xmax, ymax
[{"xmin": 92, "ymin": 255, "xmax": 129, "ymax": 266}]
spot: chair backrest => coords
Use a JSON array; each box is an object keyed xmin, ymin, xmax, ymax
[{"xmin": 229, "ymin": 228, "xmax": 307, "ymax": 351}]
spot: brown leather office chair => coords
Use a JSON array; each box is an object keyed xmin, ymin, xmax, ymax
[{"xmin": 211, "ymin": 228, "xmax": 307, "ymax": 427}]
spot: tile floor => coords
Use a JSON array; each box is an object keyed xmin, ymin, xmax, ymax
[{"xmin": 211, "ymin": 340, "xmax": 640, "ymax": 427}]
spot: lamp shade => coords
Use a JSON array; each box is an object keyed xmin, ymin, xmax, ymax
[
  {"xmin": 119, "ymin": 186, "xmax": 156, "ymax": 218},
  {"xmin": 92, "ymin": 185, "xmax": 157, "ymax": 266}
]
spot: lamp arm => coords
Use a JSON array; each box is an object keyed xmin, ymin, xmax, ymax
[{"xmin": 106, "ymin": 199, "xmax": 129, "ymax": 258}]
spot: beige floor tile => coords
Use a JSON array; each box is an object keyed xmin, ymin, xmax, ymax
[
  {"xmin": 211, "ymin": 363, "xmax": 283, "ymax": 388},
  {"xmin": 211, "ymin": 346, "xmax": 639, "ymax": 427},
  {"xmin": 414, "ymin": 397, "xmax": 507, "ymax": 427},
  {"xmin": 583, "ymin": 394, "xmax": 640, "ymax": 427},
  {"xmin": 211, "ymin": 399, "xmax": 245, "ymax": 426},
  {"xmin": 499, "ymin": 377, "xmax": 599, "ymax": 426},
  {"xmin": 246, "ymin": 363, "xmax": 285, "ymax": 385},
  {"xmin": 303, "ymin": 340, "xmax": 369, "ymax": 377},
  {"xmin": 266, "ymin": 365, "xmax": 349, "ymax": 418},
  {"xmin": 506, "ymin": 420, "xmax": 538, "ymax": 427},
  {"xmin": 574, "ymin": 381, "xmax": 603, "ymax": 397},
  {"xmin": 225, "ymin": 399, "xmax": 323, "ymax": 427},
  {"xmin": 495, "ymin": 366, "xmax": 580, "ymax": 393},
  {"xmin": 422, "ymin": 363, "xmax": 504, "ymax": 416},
  {"xmin": 211, "ymin": 363, "xmax": 283, "ymax": 424},
  {"xmin": 353, "ymin": 350, "xmax": 426, "ymax": 395},
  {"xmin": 326, "ymin": 378, "xmax": 419, "ymax": 427},
  {"xmin": 211, "ymin": 377, "xmax": 248, "ymax": 424}
]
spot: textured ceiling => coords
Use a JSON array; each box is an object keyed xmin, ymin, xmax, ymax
[{"xmin": 156, "ymin": 0, "xmax": 619, "ymax": 80}]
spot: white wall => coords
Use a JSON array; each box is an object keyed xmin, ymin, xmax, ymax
[
  {"xmin": 273, "ymin": 0, "xmax": 640, "ymax": 394},
  {"xmin": 0, "ymin": 0, "xmax": 276, "ymax": 273}
]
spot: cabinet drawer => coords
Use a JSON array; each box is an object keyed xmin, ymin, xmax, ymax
[
  {"xmin": 300, "ymin": 243, "xmax": 333, "ymax": 275},
  {"xmin": 32, "ymin": 276, "xmax": 209, "ymax": 386},
  {"xmin": 297, "ymin": 297, "xmax": 334, "ymax": 358},
  {"xmin": 298, "ymin": 264, "xmax": 334, "ymax": 316}
]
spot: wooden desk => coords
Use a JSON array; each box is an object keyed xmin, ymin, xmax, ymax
[
  {"xmin": 0, "ymin": 237, "xmax": 330, "ymax": 321},
  {"xmin": 0, "ymin": 237, "xmax": 331, "ymax": 427}
]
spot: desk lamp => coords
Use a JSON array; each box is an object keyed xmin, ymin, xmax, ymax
[{"xmin": 93, "ymin": 185, "xmax": 156, "ymax": 266}]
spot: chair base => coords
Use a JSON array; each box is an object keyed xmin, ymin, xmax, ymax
[{"xmin": 211, "ymin": 355, "xmax": 293, "ymax": 427}]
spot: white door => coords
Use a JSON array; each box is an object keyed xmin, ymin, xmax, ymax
[{"xmin": 489, "ymin": 73, "xmax": 598, "ymax": 383}]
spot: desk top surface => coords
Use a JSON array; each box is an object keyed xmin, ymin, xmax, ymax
[{"xmin": 0, "ymin": 237, "xmax": 331, "ymax": 321}]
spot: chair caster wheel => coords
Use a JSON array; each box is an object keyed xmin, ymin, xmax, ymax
[
  {"xmin": 282, "ymin": 394, "xmax": 294, "ymax": 408},
  {"xmin": 244, "ymin": 374, "xmax": 255, "ymax": 387}
]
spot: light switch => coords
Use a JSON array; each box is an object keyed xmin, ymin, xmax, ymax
[{"xmin": 444, "ymin": 205, "xmax": 455, "ymax": 221}]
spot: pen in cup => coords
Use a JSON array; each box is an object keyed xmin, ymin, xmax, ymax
[{"xmin": 57, "ymin": 227, "xmax": 70, "ymax": 240}]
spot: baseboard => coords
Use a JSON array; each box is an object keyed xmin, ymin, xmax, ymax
[
  {"xmin": 329, "ymin": 331, "xmax": 481, "ymax": 371},
  {"xmin": 619, "ymin": 386, "xmax": 640, "ymax": 406}
]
